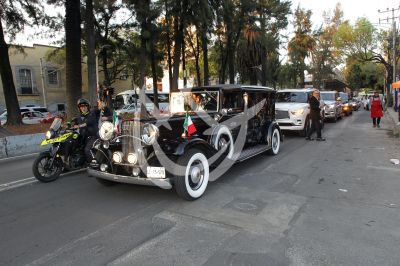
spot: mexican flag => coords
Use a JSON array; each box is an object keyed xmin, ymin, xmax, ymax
[
  {"xmin": 113, "ymin": 110, "xmax": 121, "ymax": 134},
  {"xmin": 183, "ymin": 113, "xmax": 197, "ymax": 137}
]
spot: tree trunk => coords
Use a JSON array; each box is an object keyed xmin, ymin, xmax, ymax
[
  {"xmin": 85, "ymin": 0, "xmax": 97, "ymax": 106},
  {"xmin": 201, "ymin": 28, "xmax": 209, "ymax": 86},
  {"xmin": 182, "ymin": 34, "xmax": 187, "ymax": 87},
  {"xmin": 260, "ymin": 15, "xmax": 267, "ymax": 86},
  {"xmin": 165, "ymin": 2, "xmax": 173, "ymax": 90},
  {"xmin": 0, "ymin": 19, "xmax": 21, "ymax": 125},
  {"xmin": 150, "ymin": 36, "xmax": 159, "ymax": 109},
  {"xmin": 227, "ymin": 33, "xmax": 235, "ymax": 84},
  {"xmin": 171, "ymin": 17, "xmax": 184, "ymax": 92},
  {"xmin": 101, "ymin": 49, "xmax": 110, "ymax": 87},
  {"xmin": 65, "ymin": 0, "xmax": 82, "ymax": 120}
]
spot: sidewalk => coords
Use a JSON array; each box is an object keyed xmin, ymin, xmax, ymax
[{"xmin": 384, "ymin": 106, "xmax": 400, "ymax": 136}]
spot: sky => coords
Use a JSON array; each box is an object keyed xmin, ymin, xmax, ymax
[
  {"xmin": 12, "ymin": 0, "xmax": 400, "ymax": 47},
  {"xmin": 290, "ymin": 0, "xmax": 400, "ymax": 28}
]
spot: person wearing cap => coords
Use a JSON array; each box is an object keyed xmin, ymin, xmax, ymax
[
  {"xmin": 306, "ymin": 90, "xmax": 325, "ymax": 141},
  {"xmin": 369, "ymin": 90, "xmax": 384, "ymax": 128}
]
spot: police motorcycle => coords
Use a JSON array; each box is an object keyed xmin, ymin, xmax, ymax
[{"xmin": 32, "ymin": 117, "xmax": 87, "ymax": 182}]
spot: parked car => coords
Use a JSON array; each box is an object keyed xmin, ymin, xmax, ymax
[
  {"xmin": 114, "ymin": 91, "xmax": 169, "ymax": 115},
  {"xmin": 349, "ymin": 99, "xmax": 361, "ymax": 111},
  {"xmin": 275, "ymin": 88, "xmax": 325, "ymax": 136},
  {"xmin": 89, "ymin": 85, "xmax": 282, "ymax": 200},
  {"xmin": 339, "ymin": 92, "xmax": 352, "ymax": 116},
  {"xmin": 320, "ymin": 91, "xmax": 343, "ymax": 122},
  {"xmin": 0, "ymin": 107, "xmax": 52, "ymax": 125},
  {"xmin": 21, "ymin": 106, "xmax": 51, "ymax": 117}
]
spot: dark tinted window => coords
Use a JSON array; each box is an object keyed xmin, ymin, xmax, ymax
[
  {"xmin": 33, "ymin": 108, "xmax": 48, "ymax": 113},
  {"xmin": 223, "ymin": 92, "xmax": 244, "ymax": 111},
  {"xmin": 276, "ymin": 92, "xmax": 308, "ymax": 103},
  {"xmin": 320, "ymin": 92, "xmax": 337, "ymax": 101}
]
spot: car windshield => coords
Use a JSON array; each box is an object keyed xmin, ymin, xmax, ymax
[
  {"xmin": 34, "ymin": 108, "xmax": 48, "ymax": 113},
  {"xmin": 114, "ymin": 95, "xmax": 128, "ymax": 110},
  {"xmin": 276, "ymin": 92, "xmax": 308, "ymax": 103},
  {"xmin": 170, "ymin": 91, "xmax": 219, "ymax": 113},
  {"xmin": 320, "ymin": 92, "xmax": 336, "ymax": 101},
  {"xmin": 50, "ymin": 118, "xmax": 62, "ymax": 131},
  {"xmin": 340, "ymin": 93, "xmax": 349, "ymax": 101}
]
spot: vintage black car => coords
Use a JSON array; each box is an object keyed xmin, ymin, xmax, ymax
[{"xmin": 88, "ymin": 85, "xmax": 282, "ymax": 200}]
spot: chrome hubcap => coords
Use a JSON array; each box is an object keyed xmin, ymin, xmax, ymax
[{"xmin": 188, "ymin": 160, "xmax": 204, "ymax": 190}]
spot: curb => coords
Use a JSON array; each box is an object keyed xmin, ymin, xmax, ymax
[
  {"xmin": 385, "ymin": 108, "xmax": 400, "ymax": 137},
  {"xmin": 0, "ymin": 133, "xmax": 46, "ymax": 159}
]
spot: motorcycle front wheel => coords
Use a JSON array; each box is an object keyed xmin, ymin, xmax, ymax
[{"xmin": 32, "ymin": 152, "xmax": 63, "ymax": 182}]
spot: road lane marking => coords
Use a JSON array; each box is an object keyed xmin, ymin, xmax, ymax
[
  {"xmin": 367, "ymin": 165, "xmax": 400, "ymax": 172},
  {"xmin": 0, "ymin": 169, "xmax": 87, "ymax": 192}
]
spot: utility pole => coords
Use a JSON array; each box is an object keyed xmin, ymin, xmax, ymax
[{"xmin": 379, "ymin": 6, "xmax": 400, "ymax": 121}]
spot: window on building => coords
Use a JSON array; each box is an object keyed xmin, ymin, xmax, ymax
[
  {"xmin": 47, "ymin": 69, "xmax": 59, "ymax": 86},
  {"xmin": 18, "ymin": 68, "xmax": 33, "ymax": 94}
]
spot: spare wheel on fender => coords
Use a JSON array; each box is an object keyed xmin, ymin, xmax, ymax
[{"xmin": 213, "ymin": 125, "xmax": 234, "ymax": 159}]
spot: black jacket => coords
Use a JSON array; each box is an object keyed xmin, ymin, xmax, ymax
[{"xmin": 309, "ymin": 96, "xmax": 321, "ymax": 117}]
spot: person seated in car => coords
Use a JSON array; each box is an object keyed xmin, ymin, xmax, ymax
[{"xmin": 192, "ymin": 94, "xmax": 204, "ymax": 112}]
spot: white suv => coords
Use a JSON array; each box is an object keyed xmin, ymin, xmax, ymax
[{"xmin": 275, "ymin": 89, "xmax": 324, "ymax": 136}]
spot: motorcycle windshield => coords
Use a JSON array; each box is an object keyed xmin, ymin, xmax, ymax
[{"xmin": 50, "ymin": 118, "xmax": 62, "ymax": 131}]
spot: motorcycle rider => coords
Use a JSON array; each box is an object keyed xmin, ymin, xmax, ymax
[{"xmin": 74, "ymin": 98, "xmax": 99, "ymax": 162}]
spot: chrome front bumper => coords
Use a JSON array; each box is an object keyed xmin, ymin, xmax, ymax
[{"xmin": 87, "ymin": 168, "xmax": 172, "ymax": 189}]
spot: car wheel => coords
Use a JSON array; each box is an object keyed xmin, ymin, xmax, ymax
[
  {"xmin": 268, "ymin": 127, "xmax": 281, "ymax": 156},
  {"xmin": 175, "ymin": 149, "xmax": 209, "ymax": 201},
  {"xmin": 299, "ymin": 117, "xmax": 310, "ymax": 137}
]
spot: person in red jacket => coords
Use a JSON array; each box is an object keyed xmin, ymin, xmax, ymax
[{"xmin": 369, "ymin": 91, "xmax": 384, "ymax": 128}]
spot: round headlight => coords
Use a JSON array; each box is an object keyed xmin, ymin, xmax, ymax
[
  {"xmin": 127, "ymin": 153, "xmax": 138, "ymax": 164},
  {"xmin": 99, "ymin": 121, "xmax": 114, "ymax": 141},
  {"xmin": 103, "ymin": 141, "xmax": 110, "ymax": 149},
  {"xmin": 141, "ymin": 123, "xmax": 159, "ymax": 146},
  {"xmin": 45, "ymin": 130, "xmax": 53, "ymax": 140},
  {"xmin": 112, "ymin": 151, "xmax": 123, "ymax": 163}
]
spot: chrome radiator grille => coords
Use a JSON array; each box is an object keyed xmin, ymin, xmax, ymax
[
  {"xmin": 121, "ymin": 120, "xmax": 141, "ymax": 154},
  {"xmin": 275, "ymin": 110, "xmax": 289, "ymax": 119}
]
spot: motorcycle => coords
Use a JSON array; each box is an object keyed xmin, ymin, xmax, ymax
[{"xmin": 32, "ymin": 117, "xmax": 87, "ymax": 182}]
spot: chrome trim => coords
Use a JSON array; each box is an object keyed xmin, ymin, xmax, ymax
[{"xmin": 88, "ymin": 168, "xmax": 172, "ymax": 189}]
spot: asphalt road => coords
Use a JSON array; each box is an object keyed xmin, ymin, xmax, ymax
[{"xmin": 1, "ymin": 109, "xmax": 400, "ymax": 266}]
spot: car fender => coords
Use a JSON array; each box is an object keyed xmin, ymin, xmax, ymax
[{"xmin": 173, "ymin": 138, "xmax": 216, "ymax": 157}]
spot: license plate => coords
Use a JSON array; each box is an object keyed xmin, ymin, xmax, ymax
[{"xmin": 147, "ymin": 167, "xmax": 166, "ymax": 178}]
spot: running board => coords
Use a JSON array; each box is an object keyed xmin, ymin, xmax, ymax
[{"xmin": 235, "ymin": 144, "xmax": 269, "ymax": 162}]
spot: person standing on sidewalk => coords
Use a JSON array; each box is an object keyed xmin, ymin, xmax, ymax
[
  {"xmin": 369, "ymin": 91, "xmax": 384, "ymax": 128},
  {"xmin": 306, "ymin": 90, "xmax": 326, "ymax": 141}
]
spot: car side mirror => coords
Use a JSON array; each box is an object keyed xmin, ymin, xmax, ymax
[
  {"xmin": 220, "ymin": 108, "xmax": 228, "ymax": 116},
  {"xmin": 337, "ymin": 97, "xmax": 341, "ymax": 101}
]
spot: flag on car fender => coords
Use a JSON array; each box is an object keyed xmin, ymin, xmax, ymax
[
  {"xmin": 183, "ymin": 112, "xmax": 197, "ymax": 137},
  {"xmin": 113, "ymin": 110, "xmax": 121, "ymax": 134}
]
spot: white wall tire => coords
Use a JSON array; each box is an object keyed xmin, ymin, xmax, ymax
[
  {"xmin": 213, "ymin": 125, "xmax": 234, "ymax": 159},
  {"xmin": 175, "ymin": 149, "xmax": 209, "ymax": 201},
  {"xmin": 268, "ymin": 128, "xmax": 280, "ymax": 155}
]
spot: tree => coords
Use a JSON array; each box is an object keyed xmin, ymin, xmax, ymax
[
  {"xmin": 334, "ymin": 17, "xmax": 396, "ymax": 97},
  {"xmin": 311, "ymin": 3, "xmax": 343, "ymax": 89},
  {"xmin": 86, "ymin": 0, "xmax": 97, "ymax": 106},
  {"xmin": 0, "ymin": 0, "xmax": 44, "ymax": 125},
  {"xmin": 65, "ymin": 0, "xmax": 82, "ymax": 119},
  {"xmin": 288, "ymin": 5, "xmax": 314, "ymax": 87}
]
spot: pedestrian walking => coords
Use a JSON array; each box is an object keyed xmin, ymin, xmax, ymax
[
  {"xmin": 306, "ymin": 90, "xmax": 326, "ymax": 141},
  {"xmin": 369, "ymin": 90, "xmax": 384, "ymax": 128}
]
